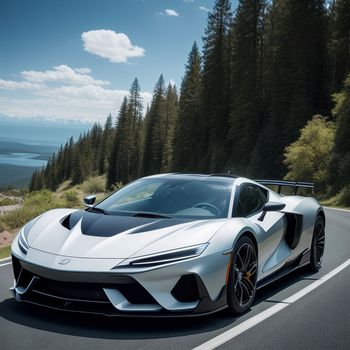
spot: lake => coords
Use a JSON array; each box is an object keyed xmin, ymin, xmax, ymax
[
  {"xmin": 0, "ymin": 116, "xmax": 92, "ymax": 187},
  {"xmin": 0, "ymin": 153, "xmax": 48, "ymax": 168}
]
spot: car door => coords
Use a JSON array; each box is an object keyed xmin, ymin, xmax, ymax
[{"xmin": 233, "ymin": 183, "xmax": 288, "ymax": 279}]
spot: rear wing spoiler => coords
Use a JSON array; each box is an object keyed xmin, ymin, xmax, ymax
[{"xmin": 255, "ymin": 180, "xmax": 315, "ymax": 195}]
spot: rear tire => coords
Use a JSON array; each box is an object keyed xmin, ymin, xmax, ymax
[
  {"xmin": 309, "ymin": 215, "xmax": 325, "ymax": 272},
  {"xmin": 227, "ymin": 236, "xmax": 258, "ymax": 315}
]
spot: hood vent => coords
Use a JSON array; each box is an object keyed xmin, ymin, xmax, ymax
[
  {"xmin": 61, "ymin": 215, "xmax": 71, "ymax": 229},
  {"xmin": 60, "ymin": 210, "xmax": 194, "ymax": 237},
  {"xmin": 60, "ymin": 211, "xmax": 85, "ymax": 230}
]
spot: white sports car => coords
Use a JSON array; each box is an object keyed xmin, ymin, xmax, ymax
[{"xmin": 11, "ymin": 174, "xmax": 325, "ymax": 316}]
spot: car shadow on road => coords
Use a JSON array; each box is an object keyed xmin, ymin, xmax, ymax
[
  {"xmin": 0, "ymin": 298, "xmax": 237, "ymax": 339},
  {"xmin": 0, "ymin": 266, "xmax": 319, "ymax": 340},
  {"xmin": 253, "ymin": 266, "xmax": 318, "ymax": 305}
]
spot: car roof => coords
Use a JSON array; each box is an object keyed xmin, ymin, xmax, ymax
[
  {"xmin": 143, "ymin": 173, "xmax": 239, "ymax": 184},
  {"xmin": 142, "ymin": 173, "xmax": 274, "ymax": 192}
]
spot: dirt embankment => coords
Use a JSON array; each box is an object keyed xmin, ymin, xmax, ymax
[
  {"xmin": 0, "ymin": 228, "xmax": 18, "ymax": 249},
  {"xmin": 0, "ymin": 193, "xmax": 23, "ymax": 248},
  {"xmin": 0, "ymin": 194, "xmax": 23, "ymax": 214}
]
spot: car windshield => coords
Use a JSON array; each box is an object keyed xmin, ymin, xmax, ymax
[{"xmin": 96, "ymin": 177, "xmax": 233, "ymax": 219}]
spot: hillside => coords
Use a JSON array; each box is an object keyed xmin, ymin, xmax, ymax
[
  {"xmin": 27, "ymin": 0, "xmax": 350, "ymax": 207},
  {"xmin": 0, "ymin": 175, "xmax": 108, "ymax": 256}
]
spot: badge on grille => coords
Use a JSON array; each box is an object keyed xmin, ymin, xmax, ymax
[{"xmin": 59, "ymin": 258, "xmax": 71, "ymax": 265}]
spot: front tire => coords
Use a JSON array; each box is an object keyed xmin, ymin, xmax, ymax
[
  {"xmin": 309, "ymin": 215, "xmax": 325, "ymax": 272},
  {"xmin": 227, "ymin": 236, "xmax": 258, "ymax": 315}
]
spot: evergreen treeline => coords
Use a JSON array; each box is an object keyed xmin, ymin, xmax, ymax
[{"xmin": 30, "ymin": 0, "xmax": 350, "ymax": 197}]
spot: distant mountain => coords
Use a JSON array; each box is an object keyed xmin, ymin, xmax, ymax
[
  {"xmin": 0, "ymin": 114, "xmax": 93, "ymax": 127},
  {"xmin": 0, "ymin": 115, "xmax": 92, "ymax": 147},
  {"xmin": 0, "ymin": 141, "xmax": 57, "ymax": 155}
]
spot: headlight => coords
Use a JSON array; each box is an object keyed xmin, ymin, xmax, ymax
[
  {"xmin": 129, "ymin": 243, "xmax": 209, "ymax": 267},
  {"xmin": 18, "ymin": 226, "xmax": 29, "ymax": 254},
  {"xmin": 17, "ymin": 217, "xmax": 39, "ymax": 254}
]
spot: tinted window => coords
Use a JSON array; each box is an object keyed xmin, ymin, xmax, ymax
[
  {"xmin": 96, "ymin": 178, "xmax": 233, "ymax": 219},
  {"xmin": 235, "ymin": 184, "xmax": 267, "ymax": 217}
]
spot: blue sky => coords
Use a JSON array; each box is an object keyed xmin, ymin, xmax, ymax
[{"xmin": 0, "ymin": 0, "xmax": 237, "ymax": 122}]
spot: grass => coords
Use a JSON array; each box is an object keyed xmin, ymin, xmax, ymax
[
  {"xmin": 0, "ymin": 245, "xmax": 11, "ymax": 259},
  {"xmin": 320, "ymin": 186, "xmax": 350, "ymax": 209},
  {"xmin": 0, "ymin": 190, "xmax": 68, "ymax": 230},
  {"xmin": 0, "ymin": 175, "xmax": 108, "ymax": 232},
  {"xmin": 0, "ymin": 197, "xmax": 18, "ymax": 206},
  {"xmin": 79, "ymin": 176, "xmax": 106, "ymax": 194}
]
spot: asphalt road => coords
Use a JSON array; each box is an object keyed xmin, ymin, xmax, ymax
[{"xmin": 0, "ymin": 207, "xmax": 349, "ymax": 350}]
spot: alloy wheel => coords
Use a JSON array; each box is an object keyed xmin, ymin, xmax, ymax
[{"xmin": 233, "ymin": 242, "xmax": 258, "ymax": 307}]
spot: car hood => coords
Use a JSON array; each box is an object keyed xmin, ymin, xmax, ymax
[{"xmin": 27, "ymin": 209, "xmax": 227, "ymax": 259}]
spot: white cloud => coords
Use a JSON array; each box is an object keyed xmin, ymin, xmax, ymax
[
  {"xmin": 21, "ymin": 65, "xmax": 109, "ymax": 86},
  {"xmin": 199, "ymin": 6, "xmax": 210, "ymax": 12},
  {"xmin": 164, "ymin": 9, "xmax": 179, "ymax": 16},
  {"xmin": 0, "ymin": 64, "xmax": 152, "ymax": 122},
  {"xmin": 0, "ymin": 82, "xmax": 152, "ymax": 123},
  {"xmin": 0, "ymin": 79, "xmax": 44, "ymax": 90},
  {"xmin": 74, "ymin": 67, "xmax": 91, "ymax": 74},
  {"xmin": 82, "ymin": 30, "xmax": 145, "ymax": 63}
]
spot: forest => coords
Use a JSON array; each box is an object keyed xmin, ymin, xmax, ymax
[{"xmin": 30, "ymin": 0, "xmax": 350, "ymax": 205}]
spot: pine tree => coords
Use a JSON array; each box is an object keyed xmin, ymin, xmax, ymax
[
  {"xmin": 161, "ymin": 83, "xmax": 178, "ymax": 172},
  {"xmin": 29, "ymin": 169, "xmax": 43, "ymax": 191},
  {"xmin": 141, "ymin": 75, "xmax": 166, "ymax": 175},
  {"xmin": 172, "ymin": 42, "xmax": 202, "ymax": 171},
  {"xmin": 98, "ymin": 114, "xmax": 113, "ymax": 175},
  {"xmin": 127, "ymin": 78, "xmax": 143, "ymax": 179},
  {"xmin": 228, "ymin": 0, "xmax": 266, "ymax": 175},
  {"xmin": 200, "ymin": 0, "xmax": 233, "ymax": 172},
  {"xmin": 138, "ymin": 104, "xmax": 150, "ymax": 176},
  {"xmin": 71, "ymin": 138, "xmax": 84, "ymax": 185},
  {"xmin": 64, "ymin": 137, "xmax": 74, "ymax": 180},
  {"xmin": 107, "ymin": 97, "xmax": 129, "ymax": 188},
  {"xmin": 90, "ymin": 122, "xmax": 103, "ymax": 175},
  {"xmin": 249, "ymin": 0, "xmax": 329, "ymax": 178},
  {"xmin": 328, "ymin": 73, "xmax": 350, "ymax": 193},
  {"xmin": 329, "ymin": 0, "xmax": 350, "ymax": 93},
  {"xmin": 45, "ymin": 154, "xmax": 57, "ymax": 190}
]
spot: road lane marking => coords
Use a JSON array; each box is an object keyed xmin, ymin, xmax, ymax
[
  {"xmin": 0, "ymin": 256, "xmax": 11, "ymax": 263},
  {"xmin": 0, "ymin": 261, "xmax": 12, "ymax": 267},
  {"xmin": 193, "ymin": 258, "xmax": 350, "ymax": 350}
]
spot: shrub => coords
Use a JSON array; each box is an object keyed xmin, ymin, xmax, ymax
[
  {"xmin": 283, "ymin": 115, "xmax": 335, "ymax": 189},
  {"xmin": 81, "ymin": 177, "xmax": 106, "ymax": 194},
  {"xmin": 63, "ymin": 190, "xmax": 80, "ymax": 207},
  {"xmin": 0, "ymin": 190, "xmax": 65, "ymax": 230},
  {"xmin": 0, "ymin": 198, "xmax": 18, "ymax": 206},
  {"xmin": 110, "ymin": 182, "xmax": 124, "ymax": 192},
  {"xmin": 338, "ymin": 185, "xmax": 350, "ymax": 207},
  {"xmin": 57, "ymin": 180, "xmax": 72, "ymax": 193}
]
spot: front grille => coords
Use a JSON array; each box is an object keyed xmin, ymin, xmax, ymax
[
  {"xmin": 26, "ymin": 289, "xmax": 116, "ymax": 315},
  {"xmin": 33, "ymin": 278, "xmax": 110, "ymax": 302},
  {"xmin": 12, "ymin": 256, "xmax": 160, "ymax": 315},
  {"xmin": 11, "ymin": 256, "xmax": 226, "ymax": 316}
]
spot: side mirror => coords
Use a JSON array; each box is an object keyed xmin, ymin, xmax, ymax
[
  {"xmin": 83, "ymin": 195, "xmax": 96, "ymax": 207},
  {"xmin": 258, "ymin": 201, "xmax": 286, "ymax": 221}
]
